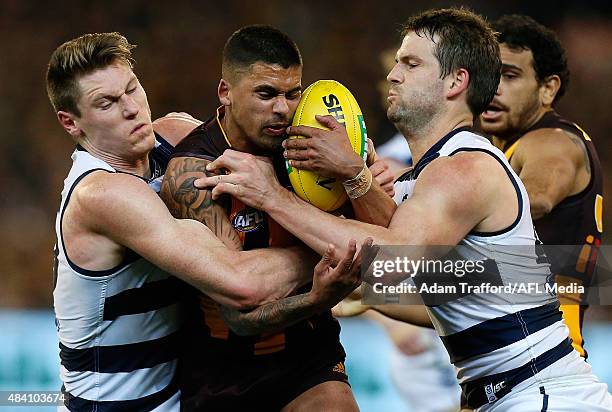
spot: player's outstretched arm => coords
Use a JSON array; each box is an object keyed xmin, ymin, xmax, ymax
[
  {"xmin": 370, "ymin": 305, "xmax": 433, "ymax": 328},
  {"xmin": 195, "ymin": 149, "xmax": 394, "ymax": 256},
  {"xmin": 219, "ymin": 238, "xmax": 370, "ymax": 336},
  {"xmin": 196, "ymin": 150, "xmax": 506, "ymax": 283},
  {"xmin": 78, "ymin": 171, "xmax": 313, "ymax": 310},
  {"xmin": 332, "ymin": 287, "xmax": 433, "ymax": 328}
]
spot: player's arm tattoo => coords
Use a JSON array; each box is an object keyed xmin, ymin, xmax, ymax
[
  {"xmin": 218, "ymin": 293, "xmax": 320, "ymax": 336},
  {"xmin": 160, "ymin": 156, "xmax": 242, "ymax": 249}
]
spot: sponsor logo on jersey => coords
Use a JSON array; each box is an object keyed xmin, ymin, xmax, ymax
[{"xmin": 232, "ymin": 208, "xmax": 264, "ymax": 232}]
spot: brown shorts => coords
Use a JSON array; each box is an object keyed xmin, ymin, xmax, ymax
[{"xmin": 180, "ymin": 345, "xmax": 348, "ymax": 411}]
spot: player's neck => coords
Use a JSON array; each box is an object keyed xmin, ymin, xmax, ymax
[
  {"xmin": 220, "ymin": 112, "xmax": 261, "ymax": 154},
  {"xmin": 80, "ymin": 142, "xmax": 151, "ymax": 178},
  {"xmin": 407, "ymin": 113, "xmax": 472, "ymax": 166},
  {"xmin": 492, "ymin": 106, "xmax": 554, "ymax": 147},
  {"xmin": 521, "ymin": 106, "xmax": 553, "ymax": 134}
]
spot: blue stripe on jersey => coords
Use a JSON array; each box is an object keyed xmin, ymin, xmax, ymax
[
  {"xmin": 152, "ymin": 132, "xmax": 174, "ymax": 169},
  {"xmin": 59, "ymin": 330, "xmax": 181, "ymax": 373},
  {"xmin": 396, "ymin": 126, "xmax": 473, "ymax": 182},
  {"xmin": 103, "ymin": 277, "xmax": 187, "ymax": 320},
  {"xmin": 62, "ymin": 373, "xmax": 179, "ymax": 412},
  {"xmin": 441, "ymin": 302, "xmax": 562, "ymax": 363},
  {"xmin": 462, "ymin": 337, "xmax": 574, "ymax": 409}
]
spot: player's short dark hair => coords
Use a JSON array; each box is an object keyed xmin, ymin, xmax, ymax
[
  {"xmin": 494, "ymin": 14, "xmax": 569, "ymax": 104},
  {"xmin": 222, "ymin": 25, "xmax": 302, "ymax": 79},
  {"xmin": 402, "ymin": 8, "xmax": 501, "ymax": 116},
  {"xmin": 46, "ymin": 32, "xmax": 136, "ymax": 116}
]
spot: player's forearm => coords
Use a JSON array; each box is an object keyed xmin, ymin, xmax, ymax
[
  {"xmin": 372, "ymin": 304, "xmax": 433, "ymax": 328},
  {"xmin": 350, "ymin": 182, "xmax": 397, "ymax": 227},
  {"xmin": 266, "ymin": 188, "xmax": 394, "ymax": 256},
  {"xmin": 236, "ymin": 246, "xmax": 316, "ymax": 306},
  {"xmin": 218, "ymin": 292, "xmax": 322, "ymax": 336}
]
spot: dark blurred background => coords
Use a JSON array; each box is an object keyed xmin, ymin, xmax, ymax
[{"xmin": 1, "ymin": 0, "xmax": 611, "ymax": 309}]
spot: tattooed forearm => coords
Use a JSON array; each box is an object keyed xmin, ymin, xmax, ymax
[
  {"xmin": 219, "ymin": 293, "xmax": 321, "ymax": 336},
  {"xmin": 160, "ymin": 156, "xmax": 242, "ymax": 249}
]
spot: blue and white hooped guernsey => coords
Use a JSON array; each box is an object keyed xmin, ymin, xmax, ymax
[
  {"xmin": 393, "ymin": 127, "xmax": 591, "ymax": 410},
  {"xmin": 53, "ymin": 136, "xmax": 184, "ymax": 411}
]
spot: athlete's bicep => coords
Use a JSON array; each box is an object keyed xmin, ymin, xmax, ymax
[
  {"xmin": 388, "ymin": 155, "xmax": 492, "ymax": 245},
  {"xmin": 80, "ymin": 173, "xmax": 223, "ymax": 263},
  {"xmin": 514, "ymin": 131, "xmax": 580, "ymax": 213},
  {"xmin": 161, "ymin": 156, "xmax": 241, "ymax": 250},
  {"xmin": 77, "ymin": 173, "xmax": 256, "ymax": 307}
]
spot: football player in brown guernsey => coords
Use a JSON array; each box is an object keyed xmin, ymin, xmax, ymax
[
  {"xmin": 159, "ymin": 25, "xmax": 392, "ymax": 411},
  {"xmin": 479, "ymin": 15, "xmax": 603, "ymax": 358}
]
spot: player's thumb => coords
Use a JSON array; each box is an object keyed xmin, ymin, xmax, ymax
[
  {"xmin": 366, "ymin": 138, "xmax": 378, "ymax": 165},
  {"xmin": 315, "ymin": 114, "xmax": 341, "ymax": 130}
]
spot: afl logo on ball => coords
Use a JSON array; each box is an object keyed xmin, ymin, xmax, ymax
[{"xmin": 232, "ymin": 208, "xmax": 265, "ymax": 232}]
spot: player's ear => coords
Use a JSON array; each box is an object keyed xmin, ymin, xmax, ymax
[
  {"xmin": 57, "ymin": 111, "xmax": 83, "ymax": 140},
  {"xmin": 540, "ymin": 75, "xmax": 561, "ymax": 107},
  {"xmin": 447, "ymin": 68, "xmax": 469, "ymax": 99},
  {"xmin": 218, "ymin": 79, "xmax": 231, "ymax": 106}
]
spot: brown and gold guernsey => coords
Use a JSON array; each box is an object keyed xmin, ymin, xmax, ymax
[
  {"xmin": 172, "ymin": 107, "xmax": 347, "ymax": 410},
  {"xmin": 503, "ymin": 110, "xmax": 603, "ymax": 357}
]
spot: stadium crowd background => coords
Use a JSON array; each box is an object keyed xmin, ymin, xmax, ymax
[{"xmin": 1, "ymin": 0, "xmax": 611, "ymax": 408}]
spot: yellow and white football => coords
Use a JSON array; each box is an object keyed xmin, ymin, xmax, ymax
[{"xmin": 287, "ymin": 80, "xmax": 368, "ymax": 211}]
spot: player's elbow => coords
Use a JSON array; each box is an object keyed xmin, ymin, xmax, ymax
[
  {"xmin": 529, "ymin": 194, "xmax": 554, "ymax": 220},
  {"xmin": 222, "ymin": 270, "xmax": 270, "ymax": 310},
  {"xmin": 220, "ymin": 286, "xmax": 261, "ymax": 311}
]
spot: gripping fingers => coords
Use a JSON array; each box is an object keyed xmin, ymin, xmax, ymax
[
  {"xmin": 283, "ymin": 137, "xmax": 310, "ymax": 150},
  {"xmin": 314, "ymin": 114, "xmax": 342, "ymax": 129},
  {"xmin": 287, "ymin": 125, "xmax": 321, "ymax": 139},
  {"xmin": 315, "ymin": 243, "xmax": 336, "ymax": 274},
  {"xmin": 205, "ymin": 150, "xmax": 244, "ymax": 173},
  {"xmin": 352, "ymin": 237, "xmax": 373, "ymax": 272},
  {"xmin": 287, "ymin": 159, "xmax": 314, "ymax": 171},
  {"xmin": 338, "ymin": 239, "xmax": 358, "ymax": 273},
  {"xmin": 284, "ymin": 149, "xmax": 311, "ymax": 161},
  {"xmin": 211, "ymin": 182, "xmax": 237, "ymax": 199},
  {"xmin": 369, "ymin": 161, "xmax": 386, "ymax": 177},
  {"xmin": 193, "ymin": 175, "xmax": 217, "ymax": 189}
]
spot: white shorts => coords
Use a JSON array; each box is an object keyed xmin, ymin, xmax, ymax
[{"xmin": 479, "ymin": 373, "xmax": 612, "ymax": 412}]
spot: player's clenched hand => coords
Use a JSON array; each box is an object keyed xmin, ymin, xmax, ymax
[
  {"xmin": 310, "ymin": 238, "xmax": 373, "ymax": 310},
  {"xmin": 370, "ymin": 159, "xmax": 395, "ymax": 198},
  {"xmin": 193, "ymin": 149, "xmax": 284, "ymax": 211},
  {"xmin": 285, "ymin": 115, "xmax": 364, "ymax": 181}
]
